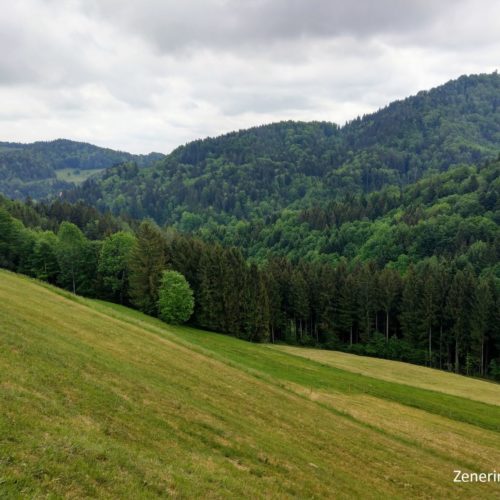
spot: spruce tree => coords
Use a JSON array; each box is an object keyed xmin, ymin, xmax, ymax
[
  {"xmin": 377, "ymin": 267, "xmax": 402, "ymax": 341},
  {"xmin": 128, "ymin": 220, "xmax": 166, "ymax": 315}
]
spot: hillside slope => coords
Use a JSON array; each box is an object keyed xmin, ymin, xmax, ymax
[
  {"xmin": 1, "ymin": 270, "xmax": 499, "ymax": 498},
  {"xmin": 0, "ymin": 139, "xmax": 164, "ymax": 200},
  {"xmin": 66, "ymin": 72, "xmax": 500, "ymax": 224}
]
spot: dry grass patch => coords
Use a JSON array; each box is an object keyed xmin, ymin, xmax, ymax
[{"xmin": 273, "ymin": 345, "xmax": 500, "ymax": 406}]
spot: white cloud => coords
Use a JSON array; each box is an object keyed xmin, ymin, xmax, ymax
[{"xmin": 0, "ymin": 0, "xmax": 498, "ymax": 153}]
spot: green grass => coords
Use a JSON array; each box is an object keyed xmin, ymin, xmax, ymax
[
  {"xmin": 1, "ymin": 270, "xmax": 499, "ymax": 498},
  {"xmin": 55, "ymin": 167, "xmax": 105, "ymax": 184},
  {"xmin": 273, "ymin": 345, "xmax": 500, "ymax": 406}
]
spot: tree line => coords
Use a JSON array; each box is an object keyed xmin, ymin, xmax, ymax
[{"xmin": 1, "ymin": 206, "xmax": 499, "ymax": 379}]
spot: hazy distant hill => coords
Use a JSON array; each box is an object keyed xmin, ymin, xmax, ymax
[{"xmin": 0, "ymin": 139, "xmax": 164, "ymax": 199}]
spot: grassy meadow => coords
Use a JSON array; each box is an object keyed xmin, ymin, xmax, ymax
[
  {"xmin": 0, "ymin": 269, "xmax": 499, "ymax": 498},
  {"xmin": 55, "ymin": 168, "xmax": 105, "ymax": 184}
]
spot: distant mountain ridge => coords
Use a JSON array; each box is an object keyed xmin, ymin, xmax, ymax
[
  {"xmin": 0, "ymin": 139, "xmax": 164, "ymax": 200},
  {"xmin": 65, "ymin": 72, "xmax": 499, "ymax": 225}
]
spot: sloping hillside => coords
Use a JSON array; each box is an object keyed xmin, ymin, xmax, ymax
[
  {"xmin": 0, "ymin": 139, "xmax": 164, "ymax": 200},
  {"xmin": 66, "ymin": 72, "xmax": 500, "ymax": 224},
  {"xmin": 0, "ymin": 270, "xmax": 499, "ymax": 498}
]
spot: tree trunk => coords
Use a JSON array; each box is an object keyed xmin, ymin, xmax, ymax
[
  {"xmin": 428, "ymin": 326, "xmax": 432, "ymax": 367},
  {"xmin": 349, "ymin": 325, "xmax": 353, "ymax": 346},
  {"xmin": 385, "ymin": 310, "xmax": 389, "ymax": 341},
  {"xmin": 455, "ymin": 338, "xmax": 459, "ymax": 374},
  {"xmin": 480, "ymin": 338, "xmax": 484, "ymax": 376},
  {"xmin": 439, "ymin": 323, "xmax": 443, "ymax": 370}
]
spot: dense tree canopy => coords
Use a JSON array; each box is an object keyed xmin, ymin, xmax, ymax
[
  {"xmin": 1, "ymin": 196, "xmax": 498, "ymax": 379},
  {"xmin": 0, "ymin": 139, "xmax": 164, "ymax": 200},
  {"xmin": 157, "ymin": 270, "xmax": 194, "ymax": 324},
  {"xmin": 0, "ymin": 72, "xmax": 498, "ymax": 380},
  {"xmin": 65, "ymin": 73, "xmax": 500, "ymax": 232}
]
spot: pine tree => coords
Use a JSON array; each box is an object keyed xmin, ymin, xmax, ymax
[
  {"xmin": 471, "ymin": 277, "xmax": 494, "ymax": 376},
  {"xmin": 377, "ymin": 267, "xmax": 402, "ymax": 341},
  {"xmin": 400, "ymin": 266, "xmax": 422, "ymax": 348},
  {"xmin": 128, "ymin": 220, "xmax": 166, "ymax": 315},
  {"xmin": 355, "ymin": 263, "xmax": 376, "ymax": 342},
  {"xmin": 417, "ymin": 260, "xmax": 439, "ymax": 366},
  {"xmin": 289, "ymin": 268, "xmax": 309, "ymax": 343},
  {"xmin": 446, "ymin": 268, "xmax": 477, "ymax": 373},
  {"xmin": 98, "ymin": 231, "xmax": 136, "ymax": 303},
  {"xmin": 197, "ymin": 246, "xmax": 224, "ymax": 331},
  {"xmin": 338, "ymin": 273, "xmax": 357, "ymax": 346}
]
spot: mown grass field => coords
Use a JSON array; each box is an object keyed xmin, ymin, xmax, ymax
[
  {"xmin": 0, "ymin": 269, "xmax": 499, "ymax": 498},
  {"xmin": 55, "ymin": 167, "xmax": 105, "ymax": 184}
]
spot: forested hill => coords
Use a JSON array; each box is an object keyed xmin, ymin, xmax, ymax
[
  {"xmin": 65, "ymin": 72, "xmax": 500, "ymax": 224},
  {"xmin": 0, "ymin": 139, "xmax": 164, "ymax": 200}
]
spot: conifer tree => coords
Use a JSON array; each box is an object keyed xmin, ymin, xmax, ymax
[
  {"xmin": 471, "ymin": 277, "xmax": 494, "ymax": 375},
  {"xmin": 400, "ymin": 266, "xmax": 422, "ymax": 348},
  {"xmin": 446, "ymin": 267, "xmax": 477, "ymax": 373},
  {"xmin": 377, "ymin": 267, "xmax": 402, "ymax": 341},
  {"xmin": 338, "ymin": 273, "xmax": 357, "ymax": 346},
  {"xmin": 128, "ymin": 220, "xmax": 166, "ymax": 315},
  {"xmin": 98, "ymin": 231, "xmax": 136, "ymax": 303}
]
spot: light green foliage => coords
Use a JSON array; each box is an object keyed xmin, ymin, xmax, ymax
[{"xmin": 157, "ymin": 270, "xmax": 194, "ymax": 324}]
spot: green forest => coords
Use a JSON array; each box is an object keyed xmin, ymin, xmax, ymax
[
  {"xmin": 65, "ymin": 73, "xmax": 499, "ymax": 229},
  {"xmin": 0, "ymin": 73, "xmax": 499, "ymax": 379},
  {"xmin": 0, "ymin": 139, "xmax": 164, "ymax": 200}
]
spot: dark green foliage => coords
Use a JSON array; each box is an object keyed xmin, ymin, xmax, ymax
[
  {"xmin": 31, "ymin": 232, "xmax": 60, "ymax": 283},
  {"xmin": 157, "ymin": 270, "xmax": 194, "ymax": 324},
  {"xmin": 0, "ymin": 207, "xmax": 22, "ymax": 269},
  {"xmin": 98, "ymin": 231, "xmax": 136, "ymax": 303},
  {"xmin": 56, "ymin": 222, "xmax": 98, "ymax": 295},
  {"xmin": 0, "ymin": 73, "xmax": 498, "ymax": 379},
  {"xmin": 66, "ymin": 73, "xmax": 499, "ymax": 233},
  {"xmin": 1, "ymin": 198, "xmax": 499, "ymax": 378},
  {"xmin": 128, "ymin": 221, "xmax": 167, "ymax": 315}
]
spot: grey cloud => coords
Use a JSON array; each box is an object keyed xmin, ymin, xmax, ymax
[
  {"xmin": 0, "ymin": 0, "xmax": 498, "ymax": 153},
  {"xmin": 84, "ymin": 0, "xmax": 456, "ymax": 53}
]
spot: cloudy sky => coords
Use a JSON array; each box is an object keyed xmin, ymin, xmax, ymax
[{"xmin": 1, "ymin": 0, "xmax": 499, "ymax": 154}]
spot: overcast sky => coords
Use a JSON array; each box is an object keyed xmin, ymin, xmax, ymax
[{"xmin": 0, "ymin": 0, "xmax": 499, "ymax": 154}]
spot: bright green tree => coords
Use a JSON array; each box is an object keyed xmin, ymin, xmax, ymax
[{"xmin": 157, "ymin": 270, "xmax": 194, "ymax": 324}]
